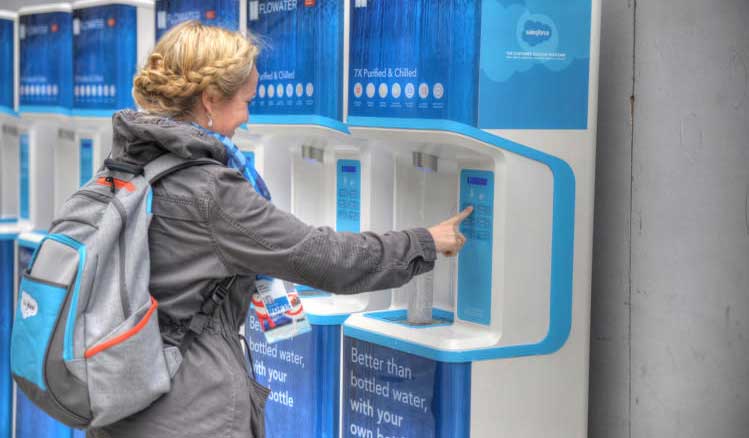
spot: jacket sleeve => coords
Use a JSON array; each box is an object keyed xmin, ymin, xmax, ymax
[{"xmin": 206, "ymin": 167, "xmax": 437, "ymax": 294}]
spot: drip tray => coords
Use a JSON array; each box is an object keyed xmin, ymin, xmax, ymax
[
  {"xmin": 296, "ymin": 284, "xmax": 332, "ymax": 298},
  {"xmin": 364, "ymin": 308, "xmax": 454, "ymax": 329}
]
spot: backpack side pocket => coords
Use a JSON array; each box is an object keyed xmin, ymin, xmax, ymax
[
  {"xmin": 11, "ymin": 274, "xmax": 68, "ymax": 390},
  {"xmin": 85, "ymin": 296, "xmax": 171, "ymax": 427}
]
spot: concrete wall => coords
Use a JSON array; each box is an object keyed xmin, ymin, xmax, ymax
[{"xmin": 590, "ymin": 1, "xmax": 749, "ymax": 437}]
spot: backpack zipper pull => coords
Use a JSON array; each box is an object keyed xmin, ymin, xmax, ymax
[{"xmin": 105, "ymin": 176, "xmax": 116, "ymax": 194}]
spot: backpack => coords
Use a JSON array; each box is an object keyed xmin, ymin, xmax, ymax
[{"xmin": 10, "ymin": 153, "xmax": 231, "ymax": 429}]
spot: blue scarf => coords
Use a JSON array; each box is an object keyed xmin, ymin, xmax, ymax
[{"xmin": 192, "ymin": 123, "xmax": 271, "ymax": 201}]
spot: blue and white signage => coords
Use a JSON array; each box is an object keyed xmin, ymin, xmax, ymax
[
  {"xmin": 478, "ymin": 0, "xmax": 592, "ymax": 129},
  {"xmin": 155, "ymin": 0, "xmax": 239, "ymax": 40},
  {"xmin": 348, "ymin": 0, "xmax": 591, "ymax": 130},
  {"xmin": 248, "ymin": 0, "xmax": 344, "ymax": 121},
  {"xmin": 348, "ymin": 0, "xmax": 480, "ymax": 126},
  {"xmin": 0, "ymin": 17, "xmax": 14, "ymax": 113},
  {"xmin": 343, "ymin": 337, "xmax": 471, "ymax": 438},
  {"xmin": 19, "ymin": 11, "xmax": 73, "ymax": 111},
  {"xmin": 73, "ymin": 4, "xmax": 138, "ymax": 112},
  {"xmin": 246, "ymin": 310, "xmax": 340, "ymax": 438}
]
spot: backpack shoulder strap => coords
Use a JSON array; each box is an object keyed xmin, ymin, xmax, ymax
[
  {"xmin": 141, "ymin": 154, "xmax": 232, "ymax": 353},
  {"xmin": 143, "ymin": 153, "xmax": 220, "ymax": 185},
  {"xmin": 180, "ymin": 275, "xmax": 238, "ymax": 354}
]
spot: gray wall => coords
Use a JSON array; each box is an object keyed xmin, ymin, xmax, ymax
[{"xmin": 590, "ymin": 1, "xmax": 749, "ymax": 437}]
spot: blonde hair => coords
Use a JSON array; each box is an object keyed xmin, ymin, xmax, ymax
[{"xmin": 132, "ymin": 21, "xmax": 260, "ymax": 118}]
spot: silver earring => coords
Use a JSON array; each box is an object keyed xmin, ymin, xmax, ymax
[{"xmin": 208, "ymin": 115, "xmax": 213, "ymax": 129}]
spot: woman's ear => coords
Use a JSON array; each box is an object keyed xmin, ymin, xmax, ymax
[{"xmin": 200, "ymin": 89, "xmax": 216, "ymax": 118}]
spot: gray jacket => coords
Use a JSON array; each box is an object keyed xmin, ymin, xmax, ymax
[{"xmin": 88, "ymin": 111, "xmax": 436, "ymax": 438}]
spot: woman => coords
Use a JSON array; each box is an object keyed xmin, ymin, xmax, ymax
[{"xmin": 89, "ymin": 21, "xmax": 471, "ymax": 438}]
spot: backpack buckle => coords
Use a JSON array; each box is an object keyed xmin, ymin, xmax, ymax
[{"xmin": 187, "ymin": 313, "xmax": 209, "ymax": 335}]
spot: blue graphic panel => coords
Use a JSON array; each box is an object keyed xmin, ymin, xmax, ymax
[
  {"xmin": 478, "ymin": 0, "xmax": 591, "ymax": 129},
  {"xmin": 19, "ymin": 11, "xmax": 73, "ymax": 110},
  {"xmin": 336, "ymin": 159, "xmax": 360, "ymax": 233},
  {"xmin": 348, "ymin": 0, "xmax": 480, "ymax": 126},
  {"xmin": 343, "ymin": 337, "xmax": 471, "ymax": 438},
  {"xmin": 0, "ymin": 18, "xmax": 14, "ymax": 112},
  {"xmin": 457, "ymin": 169, "xmax": 494, "ymax": 325},
  {"xmin": 245, "ymin": 309, "xmax": 340, "ymax": 438},
  {"xmin": 19, "ymin": 133, "xmax": 29, "ymax": 220},
  {"xmin": 248, "ymin": 0, "xmax": 343, "ymax": 120},
  {"xmin": 73, "ymin": 4, "xmax": 137, "ymax": 111},
  {"xmin": 155, "ymin": 0, "xmax": 239, "ymax": 40},
  {"xmin": 79, "ymin": 139, "xmax": 93, "ymax": 186}
]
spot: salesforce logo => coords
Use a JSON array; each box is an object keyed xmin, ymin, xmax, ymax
[
  {"xmin": 522, "ymin": 20, "xmax": 552, "ymax": 46},
  {"xmin": 516, "ymin": 13, "xmax": 559, "ymax": 53}
]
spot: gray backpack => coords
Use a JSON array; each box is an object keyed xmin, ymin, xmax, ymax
[{"xmin": 10, "ymin": 154, "xmax": 230, "ymax": 428}]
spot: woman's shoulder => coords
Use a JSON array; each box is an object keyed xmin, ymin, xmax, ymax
[{"xmin": 153, "ymin": 161, "xmax": 253, "ymax": 202}]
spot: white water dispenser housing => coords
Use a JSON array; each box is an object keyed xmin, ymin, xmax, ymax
[
  {"xmin": 14, "ymin": 5, "xmax": 84, "ymax": 438},
  {"xmin": 242, "ymin": 2, "xmax": 394, "ymax": 437},
  {"xmin": 342, "ymin": 0, "xmax": 601, "ymax": 437},
  {"xmin": 17, "ymin": 3, "xmax": 76, "ymax": 231}
]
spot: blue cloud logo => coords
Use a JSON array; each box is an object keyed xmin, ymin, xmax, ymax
[{"xmin": 522, "ymin": 20, "xmax": 552, "ymax": 46}]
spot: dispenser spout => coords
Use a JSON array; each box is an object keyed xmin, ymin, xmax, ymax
[
  {"xmin": 301, "ymin": 145, "xmax": 325, "ymax": 163},
  {"xmin": 412, "ymin": 151, "xmax": 438, "ymax": 173}
]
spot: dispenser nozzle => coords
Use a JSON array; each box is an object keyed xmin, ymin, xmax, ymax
[
  {"xmin": 412, "ymin": 152, "xmax": 438, "ymax": 173},
  {"xmin": 301, "ymin": 145, "xmax": 324, "ymax": 164}
]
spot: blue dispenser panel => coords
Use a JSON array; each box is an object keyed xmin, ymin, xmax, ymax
[
  {"xmin": 19, "ymin": 11, "xmax": 74, "ymax": 111},
  {"xmin": 248, "ymin": 0, "xmax": 344, "ymax": 120},
  {"xmin": 336, "ymin": 159, "xmax": 360, "ymax": 233},
  {"xmin": 343, "ymin": 337, "xmax": 471, "ymax": 438},
  {"xmin": 19, "ymin": 134, "xmax": 29, "ymax": 220},
  {"xmin": 73, "ymin": 4, "xmax": 137, "ymax": 111},
  {"xmin": 348, "ymin": 0, "xmax": 480, "ymax": 126},
  {"xmin": 0, "ymin": 18, "xmax": 14, "ymax": 113},
  {"xmin": 155, "ymin": 0, "xmax": 239, "ymax": 40},
  {"xmin": 457, "ymin": 169, "xmax": 494, "ymax": 325},
  {"xmin": 478, "ymin": 0, "xmax": 592, "ymax": 129},
  {"xmin": 79, "ymin": 139, "xmax": 93, "ymax": 186},
  {"xmin": 245, "ymin": 310, "xmax": 340, "ymax": 438}
]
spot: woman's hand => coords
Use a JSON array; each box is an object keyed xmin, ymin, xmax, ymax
[{"xmin": 427, "ymin": 206, "xmax": 474, "ymax": 257}]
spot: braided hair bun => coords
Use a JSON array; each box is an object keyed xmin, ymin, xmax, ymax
[{"xmin": 132, "ymin": 20, "xmax": 260, "ymax": 117}]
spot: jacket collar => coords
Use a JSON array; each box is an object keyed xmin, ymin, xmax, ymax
[{"xmin": 110, "ymin": 110, "xmax": 229, "ymax": 167}]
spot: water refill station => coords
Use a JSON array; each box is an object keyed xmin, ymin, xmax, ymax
[
  {"xmin": 155, "ymin": 0, "xmax": 240, "ymax": 40},
  {"xmin": 13, "ymin": 5, "xmax": 84, "ymax": 437},
  {"xmin": 61, "ymin": 0, "xmax": 155, "ymax": 213},
  {"xmin": 0, "ymin": 10, "xmax": 19, "ymax": 438},
  {"xmin": 342, "ymin": 1, "xmax": 601, "ymax": 437},
  {"xmin": 242, "ymin": 2, "xmax": 394, "ymax": 437},
  {"xmin": 16, "ymin": 3, "xmax": 75, "ymax": 232},
  {"xmin": 14, "ymin": 2, "xmax": 154, "ymax": 438}
]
